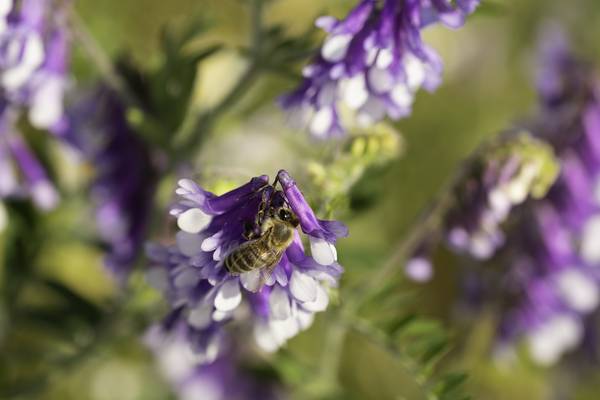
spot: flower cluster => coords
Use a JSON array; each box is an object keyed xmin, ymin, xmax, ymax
[
  {"xmin": 147, "ymin": 170, "xmax": 347, "ymax": 362},
  {"xmin": 0, "ymin": 0, "xmax": 69, "ymax": 209},
  {"xmin": 495, "ymin": 35, "xmax": 600, "ymax": 365},
  {"xmin": 281, "ymin": 0, "xmax": 479, "ymax": 138},
  {"xmin": 58, "ymin": 85, "xmax": 157, "ymax": 280},
  {"xmin": 443, "ymin": 135, "xmax": 558, "ymax": 261},
  {"xmin": 146, "ymin": 326, "xmax": 282, "ymax": 400},
  {"xmin": 407, "ymin": 32, "xmax": 600, "ymax": 366}
]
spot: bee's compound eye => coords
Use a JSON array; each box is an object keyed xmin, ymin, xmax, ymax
[{"xmin": 278, "ymin": 209, "xmax": 291, "ymax": 221}]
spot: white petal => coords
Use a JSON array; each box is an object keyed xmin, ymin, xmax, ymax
[
  {"xmin": 201, "ymin": 233, "xmax": 221, "ymax": 252},
  {"xmin": 310, "ymin": 237, "xmax": 336, "ymax": 265},
  {"xmin": 556, "ymin": 269, "xmax": 599, "ymax": 312},
  {"xmin": 0, "ymin": 0, "xmax": 12, "ymax": 17},
  {"xmin": 187, "ymin": 304, "xmax": 213, "ymax": 329},
  {"xmin": 368, "ymin": 67, "xmax": 393, "ymax": 93},
  {"xmin": 403, "ymin": 54, "xmax": 426, "ymax": 91},
  {"xmin": 177, "ymin": 178, "xmax": 197, "ymax": 192},
  {"xmin": 177, "ymin": 208, "xmax": 212, "ymax": 234},
  {"xmin": 31, "ymin": 181, "xmax": 59, "ymax": 210},
  {"xmin": 269, "ymin": 285, "xmax": 292, "ymax": 320},
  {"xmin": 469, "ymin": 233, "xmax": 495, "ymax": 259},
  {"xmin": 341, "ymin": 74, "xmax": 368, "ymax": 110},
  {"xmin": 376, "ymin": 47, "xmax": 394, "ymax": 69},
  {"xmin": 240, "ymin": 269, "xmax": 262, "ymax": 292},
  {"xmin": 390, "ymin": 84, "xmax": 413, "ymax": 108},
  {"xmin": 297, "ymin": 310, "xmax": 314, "ymax": 330},
  {"xmin": 528, "ymin": 326, "xmax": 561, "ymax": 366},
  {"xmin": 211, "ymin": 309, "xmax": 231, "ymax": 322},
  {"xmin": 488, "ymin": 188, "xmax": 511, "ymax": 220},
  {"xmin": 290, "ymin": 269, "xmax": 318, "ymax": 302},
  {"xmin": 176, "ymin": 231, "xmax": 203, "ymax": 257},
  {"xmin": 2, "ymin": 33, "xmax": 44, "ymax": 90},
  {"xmin": 310, "ymin": 107, "xmax": 334, "ymax": 138},
  {"xmin": 581, "ymin": 215, "xmax": 600, "ymax": 264},
  {"xmin": 212, "ymin": 246, "xmax": 222, "ymax": 261},
  {"xmin": 214, "ymin": 280, "xmax": 242, "ymax": 312},
  {"xmin": 274, "ymin": 265, "xmax": 289, "ymax": 286},
  {"xmin": 270, "ymin": 316, "xmax": 299, "ymax": 342},
  {"xmin": 330, "ymin": 243, "xmax": 338, "ymax": 261},
  {"xmin": 317, "ymin": 82, "xmax": 337, "ymax": 106},
  {"xmin": 302, "ymin": 284, "xmax": 329, "ymax": 312},
  {"xmin": 405, "ymin": 257, "xmax": 432, "ymax": 282},
  {"xmin": 357, "ymin": 96, "xmax": 386, "ymax": 127},
  {"xmin": 321, "ymin": 34, "xmax": 352, "ymax": 62},
  {"xmin": 254, "ymin": 323, "xmax": 280, "ymax": 352}
]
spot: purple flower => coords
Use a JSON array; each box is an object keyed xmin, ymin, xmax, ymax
[
  {"xmin": 146, "ymin": 325, "xmax": 283, "ymax": 400},
  {"xmin": 0, "ymin": 0, "xmax": 69, "ymax": 209},
  {"xmin": 452, "ymin": 33, "xmax": 600, "ymax": 366},
  {"xmin": 58, "ymin": 85, "xmax": 157, "ymax": 280},
  {"xmin": 280, "ymin": 0, "xmax": 479, "ymax": 138},
  {"xmin": 500, "ymin": 36, "xmax": 600, "ymax": 365},
  {"xmin": 147, "ymin": 170, "xmax": 347, "ymax": 361}
]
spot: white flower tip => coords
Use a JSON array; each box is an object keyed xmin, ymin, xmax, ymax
[
  {"xmin": 177, "ymin": 178, "xmax": 196, "ymax": 192},
  {"xmin": 403, "ymin": 55, "xmax": 426, "ymax": 91},
  {"xmin": 310, "ymin": 237, "xmax": 336, "ymax": 265},
  {"xmin": 290, "ymin": 270, "xmax": 318, "ymax": 303},
  {"xmin": 177, "ymin": 207, "xmax": 211, "ymax": 234},
  {"xmin": 187, "ymin": 305, "xmax": 213, "ymax": 329},
  {"xmin": 341, "ymin": 74, "xmax": 368, "ymax": 110},
  {"xmin": 557, "ymin": 269, "xmax": 599, "ymax": 313},
  {"xmin": 214, "ymin": 280, "xmax": 242, "ymax": 312},
  {"xmin": 310, "ymin": 107, "xmax": 334, "ymax": 138},
  {"xmin": 528, "ymin": 315, "xmax": 582, "ymax": 366},
  {"xmin": 29, "ymin": 78, "xmax": 64, "ymax": 129},
  {"xmin": 405, "ymin": 257, "xmax": 433, "ymax": 282},
  {"xmin": 581, "ymin": 215, "xmax": 600, "ymax": 265},
  {"xmin": 321, "ymin": 34, "xmax": 352, "ymax": 62},
  {"xmin": 32, "ymin": 181, "xmax": 59, "ymax": 210},
  {"xmin": 240, "ymin": 270, "xmax": 262, "ymax": 293},
  {"xmin": 176, "ymin": 231, "xmax": 204, "ymax": 257},
  {"xmin": 269, "ymin": 285, "xmax": 292, "ymax": 320}
]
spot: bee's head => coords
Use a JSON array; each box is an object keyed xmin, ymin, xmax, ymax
[{"xmin": 276, "ymin": 207, "xmax": 299, "ymax": 228}]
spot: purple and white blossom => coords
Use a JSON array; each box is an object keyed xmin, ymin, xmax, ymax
[
  {"xmin": 444, "ymin": 141, "xmax": 554, "ymax": 261},
  {"xmin": 58, "ymin": 85, "xmax": 157, "ymax": 280},
  {"xmin": 281, "ymin": 0, "xmax": 480, "ymax": 138},
  {"xmin": 146, "ymin": 325, "xmax": 283, "ymax": 400},
  {"xmin": 147, "ymin": 170, "xmax": 347, "ymax": 361},
  {"xmin": 496, "ymin": 35, "xmax": 600, "ymax": 365},
  {"xmin": 0, "ymin": 0, "xmax": 69, "ymax": 209}
]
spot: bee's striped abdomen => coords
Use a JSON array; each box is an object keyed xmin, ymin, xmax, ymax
[{"xmin": 224, "ymin": 234, "xmax": 283, "ymax": 275}]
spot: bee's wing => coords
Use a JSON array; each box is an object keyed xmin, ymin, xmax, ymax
[{"xmin": 259, "ymin": 264, "xmax": 277, "ymax": 287}]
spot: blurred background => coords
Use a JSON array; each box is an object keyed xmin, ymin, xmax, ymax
[{"xmin": 3, "ymin": 0, "xmax": 600, "ymax": 399}]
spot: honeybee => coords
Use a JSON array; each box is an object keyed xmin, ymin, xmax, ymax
[{"xmin": 224, "ymin": 205, "xmax": 299, "ymax": 290}]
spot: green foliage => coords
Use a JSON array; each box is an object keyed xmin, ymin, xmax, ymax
[{"xmin": 350, "ymin": 276, "xmax": 470, "ymax": 400}]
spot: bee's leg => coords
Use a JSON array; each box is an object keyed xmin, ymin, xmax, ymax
[
  {"xmin": 242, "ymin": 221, "xmax": 258, "ymax": 240},
  {"xmin": 256, "ymin": 189, "xmax": 273, "ymax": 227}
]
